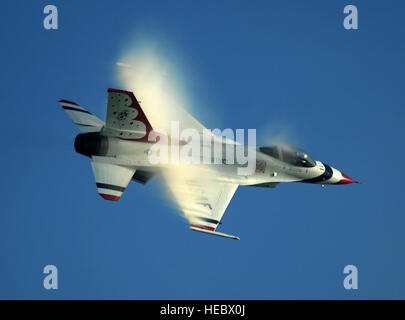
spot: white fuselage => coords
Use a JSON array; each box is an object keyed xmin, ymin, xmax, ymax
[{"xmin": 93, "ymin": 136, "xmax": 347, "ymax": 186}]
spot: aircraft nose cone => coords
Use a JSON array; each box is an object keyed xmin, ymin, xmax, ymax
[{"xmin": 337, "ymin": 172, "xmax": 357, "ymax": 184}]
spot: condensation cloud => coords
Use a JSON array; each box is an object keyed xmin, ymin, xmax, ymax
[
  {"xmin": 115, "ymin": 39, "xmax": 214, "ymax": 220},
  {"xmin": 115, "ymin": 40, "xmax": 204, "ymax": 134}
]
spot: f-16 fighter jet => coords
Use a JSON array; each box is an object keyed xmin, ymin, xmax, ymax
[{"xmin": 61, "ymin": 88, "xmax": 357, "ymax": 240}]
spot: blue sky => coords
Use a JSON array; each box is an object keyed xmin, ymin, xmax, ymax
[{"xmin": 1, "ymin": 0, "xmax": 404, "ymax": 299}]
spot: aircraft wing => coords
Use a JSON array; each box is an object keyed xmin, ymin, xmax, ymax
[{"xmin": 163, "ymin": 166, "xmax": 239, "ymax": 240}]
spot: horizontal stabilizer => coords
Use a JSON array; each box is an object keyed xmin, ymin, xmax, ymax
[
  {"xmin": 60, "ymin": 99, "xmax": 105, "ymax": 132},
  {"xmin": 190, "ymin": 226, "xmax": 240, "ymax": 240},
  {"xmin": 91, "ymin": 159, "xmax": 134, "ymax": 201}
]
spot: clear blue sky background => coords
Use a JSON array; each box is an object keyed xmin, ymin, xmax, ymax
[{"xmin": 1, "ymin": 0, "xmax": 404, "ymax": 299}]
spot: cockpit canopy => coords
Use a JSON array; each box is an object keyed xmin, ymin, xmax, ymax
[{"xmin": 259, "ymin": 145, "xmax": 317, "ymax": 168}]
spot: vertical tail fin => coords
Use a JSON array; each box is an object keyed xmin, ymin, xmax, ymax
[{"xmin": 101, "ymin": 88, "xmax": 153, "ymax": 141}]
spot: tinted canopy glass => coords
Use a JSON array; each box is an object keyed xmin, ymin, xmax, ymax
[{"xmin": 259, "ymin": 145, "xmax": 316, "ymax": 168}]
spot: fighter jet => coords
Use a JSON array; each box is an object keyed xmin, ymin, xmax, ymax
[{"xmin": 61, "ymin": 88, "xmax": 357, "ymax": 240}]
